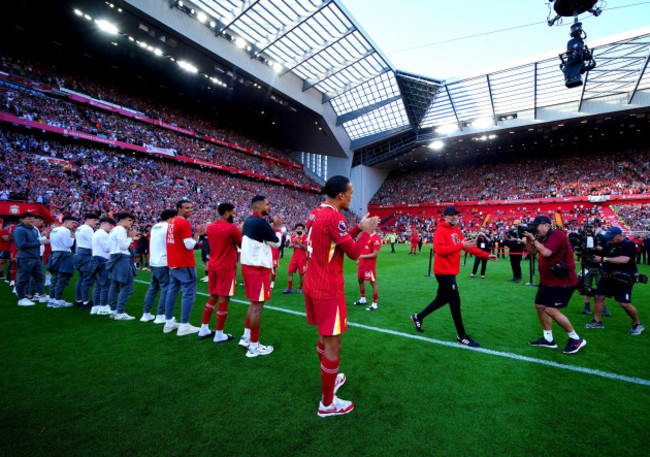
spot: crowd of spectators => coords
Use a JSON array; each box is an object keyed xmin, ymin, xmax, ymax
[
  {"xmin": 0, "ymin": 130, "xmax": 345, "ymax": 230},
  {"xmin": 611, "ymin": 204, "xmax": 650, "ymax": 233},
  {"xmin": 0, "ymin": 83, "xmax": 317, "ymax": 187},
  {"xmin": 0, "ymin": 53, "xmax": 300, "ymax": 166},
  {"xmin": 371, "ymin": 151, "xmax": 650, "ymax": 206}
]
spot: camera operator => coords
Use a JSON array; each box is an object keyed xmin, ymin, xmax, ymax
[
  {"xmin": 524, "ymin": 216, "xmax": 586, "ymax": 354},
  {"xmin": 585, "ymin": 227, "xmax": 644, "ymax": 335},
  {"xmin": 505, "ymin": 220, "xmax": 525, "ymax": 283},
  {"xmin": 578, "ymin": 228, "xmax": 610, "ymax": 317}
]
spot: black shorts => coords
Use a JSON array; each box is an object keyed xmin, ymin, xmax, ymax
[
  {"xmin": 535, "ymin": 285, "xmax": 576, "ymax": 309},
  {"xmin": 136, "ymin": 246, "xmax": 149, "ymax": 255},
  {"xmin": 0, "ymin": 251, "xmax": 10, "ymax": 260},
  {"xmin": 595, "ymin": 278, "xmax": 633, "ymax": 303}
]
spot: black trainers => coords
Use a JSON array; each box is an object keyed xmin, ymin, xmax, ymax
[
  {"xmin": 410, "ymin": 314, "xmax": 423, "ymax": 333},
  {"xmin": 563, "ymin": 337, "xmax": 586, "ymax": 354},
  {"xmin": 74, "ymin": 300, "xmax": 83, "ymax": 308},
  {"xmin": 457, "ymin": 335, "xmax": 480, "ymax": 347},
  {"xmin": 581, "ymin": 308, "xmax": 592, "ymax": 315},
  {"xmin": 528, "ymin": 338, "xmax": 558, "ymax": 349},
  {"xmin": 584, "ymin": 320, "xmax": 604, "ymax": 329}
]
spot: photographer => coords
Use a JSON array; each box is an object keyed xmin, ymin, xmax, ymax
[
  {"xmin": 524, "ymin": 216, "xmax": 586, "ymax": 355},
  {"xmin": 577, "ymin": 228, "xmax": 610, "ymax": 317},
  {"xmin": 585, "ymin": 227, "xmax": 644, "ymax": 335},
  {"xmin": 505, "ymin": 221, "xmax": 525, "ymax": 283},
  {"xmin": 470, "ymin": 228, "xmax": 491, "ymax": 279}
]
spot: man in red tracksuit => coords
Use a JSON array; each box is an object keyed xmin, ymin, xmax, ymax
[{"xmin": 410, "ymin": 206, "xmax": 497, "ymax": 347}]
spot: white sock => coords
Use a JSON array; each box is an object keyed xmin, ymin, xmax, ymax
[
  {"xmin": 271, "ymin": 282, "xmax": 275, "ymax": 288},
  {"xmin": 244, "ymin": 328, "xmax": 250, "ymax": 338},
  {"xmin": 372, "ymin": 302, "xmax": 377, "ymax": 307},
  {"xmin": 200, "ymin": 324, "xmax": 210, "ymax": 332},
  {"xmin": 248, "ymin": 341, "xmax": 259, "ymax": 349},
  {"xmin": 166, "ymin": 319, "xmax": 174, "ymax": 325},
  {"xmin": 543, "ymin": 330, "xmax": 553, "ymax": 342},
  {"xmin": 214, "ymin": 330, "xmax": 226, "ymax": 341},
  {"xmin": 568, "ymin": 331, "xmax": 579, "ymax": 340},
  {"xmin": 359, "ymin": 297, "xmax": 366, "ymax": 303}
]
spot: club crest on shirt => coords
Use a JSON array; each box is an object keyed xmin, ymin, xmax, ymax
[{"xmin": 452, "ymin": 233, "xmax": 460, "ymax": 244}]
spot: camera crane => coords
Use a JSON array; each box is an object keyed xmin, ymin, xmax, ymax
[{"xmin": 547, "ymin": 0, "xmax": 603, "ymax": 87}]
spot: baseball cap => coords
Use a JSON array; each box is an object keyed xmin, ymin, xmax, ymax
[
  {"xmin": 531, "ymin": 215, "xmax": 552, "ymax": 227},
  {"xmin": 442, "ymin": 206, "xmax": 460, "ymax": 216},
  {"xmin": 602, "ymin": 226, "xmax": 623, "ymax": 239}
]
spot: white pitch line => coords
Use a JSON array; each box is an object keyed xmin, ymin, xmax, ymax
[{"xmin": 133, "ymin": 279, "xmax": 650, "ymax": 387}]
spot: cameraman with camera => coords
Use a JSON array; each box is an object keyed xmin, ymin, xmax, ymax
[
  {"xmin": 585, "ymin": 227, "xmax": 645, "ymax": 335},
  {"xmin": 524, "ymin": 216, "xmax": 586, "ymax": 354},
  {"xmin": 505, "ymin": 220, "xmax": 525, "ymax": 283}
]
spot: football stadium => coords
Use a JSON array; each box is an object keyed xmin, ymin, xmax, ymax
[{"xmin": 1, "ymin": 0, "xmax": 649, "ymax": 455}]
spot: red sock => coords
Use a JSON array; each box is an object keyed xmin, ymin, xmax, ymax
[
  {"xmin": 245, "ymin": 318, "xmax": 250, "ymax": 330},
  {"xmin": 360, "ymin": 291, "xmax": 365, "ymax": 298},
  {"xmin": 321, "ymin": 357, "xmax": 340, "ymax": 406},
  {"xmin": 272, "ymin": 272, "xmax": 276, "ymax": 281},
  {"xmin": 288, "ymin": 278, "xmax": 293, "ymax": 289},
  {"xmin": 317, "ymin": 340, "xmax": 325, "ymax": 362},
  {"xmin": 250, "ymin": 326, "xmax": 260, "ymax": 343},
  {"xmin": 372, "ymin": 293, "xmax": 378, "ymax": 303},
  {"xmin": 202, "ymin": 298, "xmax": 217, "ymax": 325},
  {"xmin": 216, "ymin": 302, "xmax": 229, "ymax": 331}
]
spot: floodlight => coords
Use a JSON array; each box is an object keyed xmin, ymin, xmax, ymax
[
  {"xmin": 153, "ymin": 48, "xmax": 163, "ymax": 56},
  {"xmin": 74, "ymin": 9, "xmax": 82, "ymax": 16},
  {"xmin": 473, "ymin": 117, "xmax": 493, "ymax": 128},
  {"xmin": 428, "ymin": 140, "xmax": 445, "ymax": 151},
  {"xmin": 272, "ymin": 62, "xmax": 282, "ymax": 73},
  {"xmin": 178, "ymin": 60, "xmax": 198, "ymax": 73},
  {"xmin": 435, "ymin": 124, "xmax": 459, "ymax": 135},
  {"xmin": 235, "ymin": 37, "xmax": 247, "ymax": 49},
  {"xmin": 96, "ymin": 19, "xmax": 118, "ymax": 35},
  {"xmin": 197, "ymin": 12, "xmax": 207, "ymax": 23}
]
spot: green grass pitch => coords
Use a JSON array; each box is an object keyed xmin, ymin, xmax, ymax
[{"xmin": 1, "ymin": 244, "xmax": 649, "ymax": 457}]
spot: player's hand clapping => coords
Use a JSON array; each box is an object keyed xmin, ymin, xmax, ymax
[
  {"xmin": 358, "ymin": 214, "xmax": 379, "ymax": 233},
  {"xmin": 461, "ymin": 239, "xmax": 476, "ymax": 249}
]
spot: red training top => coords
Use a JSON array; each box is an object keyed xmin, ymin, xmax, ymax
[
  {"xmin": 537, "ymin": 229, "xmax": 578, "ymax": 288},
  {"xmin": 0, "ymin": 227, "xmax": 10, "ymax": 251},
  {"xmin": 359, "ymin": 232, "xmax": 382, "ymax": 268},
  {"xmin": 207, "ymin": 220, "xmax": 242, "ymax": 271},
  {"xmin": 433, "ymin": 220, "xmax": 490, "ymax": 275},
  {"xmin": 166, "ymin": 216, "xmax": 195, "ymax": 268}
]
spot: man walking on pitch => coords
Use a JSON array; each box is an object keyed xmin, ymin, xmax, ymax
[
  {"xmin": 304, "ymin": 175, "xmax": 379, "ymax": 417},
  {"xmin": 410, "ymin": 206, "xmax": 497, "ymax": 347},
  {"xmin": 353, "ymin": 228, "xmax": 382, "ymax": 311},
  {"xmin": 199, "ymin": 203, "xmax": 242, "ymax": 343}
]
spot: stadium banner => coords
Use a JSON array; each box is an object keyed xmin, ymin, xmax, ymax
[
  {"xmin": 0, "ymin": 71, "xmax": 54, "ymax": 91},
  {"xmin": 588, "ymin": 195, "xmax": 609, "ymax": 202},
  {"xmin": 145, "ymin": 145, "xmax": 177, "ymax": 157},
  {"xmin": 0, "ymin": 201, "xmax": 56, "ymax": 223},
  {"xmin": 201, "ymin": 135, "xmax": 302, "ymax": 169},
  {"xmin": 0, "ymin": 112, "xmax": 319, "ymax": 192},
  {"xmin": 37, "ymin": 156, "xmax": 72, "ymax": 166}
]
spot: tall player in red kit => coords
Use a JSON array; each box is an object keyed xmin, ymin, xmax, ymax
[
  {"xmin": 353, "ymin": 229, "xmax": 381, "ymax": 311},
  {"xmin": 304, "ymin": 176, "xmax": 379, "ymax": 417},
  {"xmin": 282, "ymin": 223, "xmax": 307, "ymax": 294}
]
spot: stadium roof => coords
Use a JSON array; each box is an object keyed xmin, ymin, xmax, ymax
[{"xmin": 169, "ymin": 3, "xmax": 650, "ymax": 162}]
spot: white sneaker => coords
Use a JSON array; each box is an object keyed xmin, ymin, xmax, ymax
[
  {"xmin": 17, "ymin": 298, "xmax": 36, "ymax": 306},
  {"xmin": 108, "ymin": 310, "xmax": 116, "ymax": 319},
  {"xmin": 334, "ymin": 373, "xmax": 346, "ymax": 394},
  {"xmin": 238, "ymin": 336, "xmax": 250, "ymax": 348},
  {"xmin": 246, "ymin": 343, "xmax": 274, "ymax": 358},
  {"xmin": 90, "ymin": 305, "xmax": 100, "ymax": 315},
  {"xmin": 44, "ymin": 280, "xmax": 51, "ymax": 287},
  {"xmin": 163, "ymin": 318, "xmax": 180, "ymax": 333},
  {"xmin": 153, "ymin": 314, "xmax": 166, "ymax": 324},
  {"xmin": 140, "ymin": 313, "xmax": 155, "ymax": 322},
  {"xmin": 270, "ymin": 282, "xmax": 275, "ymax": 290},
  {"xmin": 38, "ymin": 295, "xmax": 50, "ymax": 303},
  {"xmin": 12, "ymin": 287, "xmax": 17, "ymax": 295},
  {"xmin": 317, "ymin": 396, "xmax": 354, "ymax": 417},
  {"xmin": 114, "ymin": 313, "xmax": 135, "ymax": 321},
  {"xmin": 200, "ymin": 276, "xmax": 209, "ymax": 282},
  {"xmin": 57, "ymin": 300, "xmax": 73, "ymax": 307},
  {"xmin": 97, "ymin": 305, "xmax": 111, "ymax": 315},
  {"xmin": 177, "ymin": 323, "xmax": 200, "ymax": 336},
  {"xmin": 9, "ymin": 280, "xmax": 15, "ymax": 287},
  {"xmin": 47, "ymin": 300, "xmax": 61, "ymax": 308}
]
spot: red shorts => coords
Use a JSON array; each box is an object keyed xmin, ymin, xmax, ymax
[
  {"xmin": 272, "ymin": 257, "xmax": 279, "ymax": 268},
  {"xmin": 242, "ymin": 265, "xmax": 271, "ymax": 302},
  {"xmin": 305, "ymin": 292, "xmax": 348, "ymax": 336},
  {"xmin": 208, "ymin": 269, "xmax": 237, "ymax": 297},
  {"xmin": 357, "ymin": 265, "xmax": 377, "ymax": 282},
  {"xmin": 288, "ymin": 260, "xmax": 307, "ymax": 274}
]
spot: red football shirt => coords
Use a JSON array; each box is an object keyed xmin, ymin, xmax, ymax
[
  {"xmin": 207, "ymin": 220, "xmax": 242, "ymax": 271},
  {"xmin": 304, "ymin": 203, "xmax": 365, "ymax": 299},
  {"xmin": 0, "ymin": 228, "xmax": 10, "ymax": 251},
  {"xmin": 290, "ymin": 234, "xmax": 307, "ymax": 263},
  {"xmin": 8, "ymin": 225, "xmax": 18, "ymax": 257},
  {"xmin": 359, "ymin": 232, "xmax": 382, "ymax": 268},
  {"xmin": 271, "ymin": 229, "xmax": 282, "ymax": 261},
  {"xmin": 166, "ymin": 216, "xmax": 195, "ymax": 268}
]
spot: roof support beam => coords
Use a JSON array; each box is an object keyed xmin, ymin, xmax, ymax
[
  {"xmin": 280, "ymin": 28, "xmax": 355, "ymax": 76},
  {"xmin": 533, "ymin": 62, "xmax": 538, "ymax": 120},
  {"xmin": 335, "ymin": 95, "xmax": 401, "ymax": 126},
  {"xmin": 486, "ymin": 74, "xmax": 497, "ymax": 126},
  {"xmin": 302, "ymin": 50, "xmax": 375, "ymax": 92},
  {"xmin": 253, "ymin": 0, "xmax": 332, "ymax": 57},
  {"xmin": 217, "ymin": 0, "xmax": 261, "ymax": 34},
  {"xmin": 322, "ymin": 67, "xmax": 391, "ymax": 101},
  {"xmin": 628, "ymin": 51, "xmax": 650, "ymax": 104},
  {"xmin": 445, "ymin": 85, "xmax": 463, "ymax": 132},
  {"xmin": 578, "ymin": 69, "xmax": 590, "ymax": 112}
]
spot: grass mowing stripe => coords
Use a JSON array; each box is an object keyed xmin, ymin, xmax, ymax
[{"xmin": 133, "ymin": 279, "xmax": 650, "ymax": 387}]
